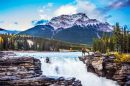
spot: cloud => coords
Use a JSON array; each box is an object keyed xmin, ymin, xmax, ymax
[
  {"xmin": 37, "ymin": 3, "xmax": 52, "ymax": 13},
  {"xmin": 54, "ymin": 5, "xmax": 77, "ymax": 16},
  {"xmin": 47, "ymin": 3, "xmax": 53, "ymax": 7},
  {"xmin": 40, "ymin": 14, "xmax": 51, "ymax": 20},
  {"xmin": 104, "ymin": 0, "xmax": 130, "ymax": 10},
  {"xmin": 32, "ymin": 20, "xmax": 48, "ymax": 26},
  {"xmin": 38, "ymin": 9, "xmax": 44, "ymax": 12},
  {"xmin": 31, "ymin": 20, "xmax": 38, "ymax": 25},
  {"xmin": 14, "ymin": 22, "xmax": 18, "ymax": 24},
  {"xmin": 105, "ymin": 15, "xmax": 112, "ymax": 19},
  {"xmin": 46, "ymin": 9, "xmax": 51, "ymax": 11},
  {"xmin": 43, "ymin": 6, "xmax": 46, "ymax": 9},
  {"xmin": 54, "ymin": 0, "xmax": 111, "ymax": 22},
  {"xmin": 0, "ymin": 20, "xmax": 34, "ymax": 31},
  {"xmin": 0, "ymin": 21, "xmax": 4, "ymax": 23}
]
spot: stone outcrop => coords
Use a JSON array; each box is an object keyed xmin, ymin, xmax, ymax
[
  {"xmin": 0, "ymin": 56, "xmax": 42, "ymax": 79},
  {"xmin": 0, "ymin": 75, "xmax": 82, "ymax": 86},
  {"xmin": 79, "ymin": 52, "xmax": 130, "ymax": 86},
  {"xmin": 0, "ymin": 52, "xmax": 82, "ymax": 86}
]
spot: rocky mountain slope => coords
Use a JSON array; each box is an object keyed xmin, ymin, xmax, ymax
[
  {"xmin": 19, "ymin": 13, "xmax": 113, "ymax": 45},
  {"xmin": 46, "ymin": 13, "xmax": 113, "ymax": 32},
  {"xmin": 20, "ymin": 25, "xmax": 53, "ymax": 38}
]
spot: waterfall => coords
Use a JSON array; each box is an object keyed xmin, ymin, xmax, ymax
[
  {"xmin": 39, "ymin": 52, "xmax": 119, "ymax": 86},
  {"xmin": 15, "ymin": 52, "xmax": 119, "ymax": 86}
]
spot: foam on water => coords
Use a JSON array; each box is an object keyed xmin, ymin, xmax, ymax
[{"xmin": 15, "ymin": 52, "xmax": 119, "ymax": 86}]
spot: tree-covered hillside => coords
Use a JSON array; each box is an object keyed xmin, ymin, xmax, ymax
[
  {"xmin": 0, "ymin": 34, "xmax": 90, "ymax": 51},
  {"xmin": 19, "ymin": 25, "xmax": 53, "ymax": 38},
  {"xmin": 53, "ymin": 26, "xmax": 112, "ymax": 45},
  {"xmin": 19, "ymin": 25, "xmax": 112, "ymax": 45}
]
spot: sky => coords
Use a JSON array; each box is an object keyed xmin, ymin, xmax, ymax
[{"xmin": 0, "ymin": 0, "xmax": 130, "ymax": 31}]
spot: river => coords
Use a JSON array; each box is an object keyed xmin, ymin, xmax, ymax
[{"xmin": 15, "ymin": 52, "xmax": 119, "ymax": 86}]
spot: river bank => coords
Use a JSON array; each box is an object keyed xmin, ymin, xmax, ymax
[
  {"xmin": 79, "ymin": 52, "xmax": 130, "ymax": 86},
  {"xmin": 0, "ymin": 51, "xmax": 82, "ymax": 86},
  {"xmin": 0, "ymin": 51, "xmax": 121, "ymax": 86}
]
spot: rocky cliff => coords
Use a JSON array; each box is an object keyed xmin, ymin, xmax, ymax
[
  {"xmin": 79, "ymin": 53, "xmax": 130, "ymax": 86},
  {"xmin": 46, "ymin": 13, "xmax": 113, "ymax": 32},
  {"xmin": 0, "ymin": 52, "xmax": 82, "ymax": 86}
]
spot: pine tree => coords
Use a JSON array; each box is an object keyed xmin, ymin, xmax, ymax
[
  {"xmin": 92, "ymin": 38, "xmax": 96, "ymax": 52},
  {"xmin": 14, "ymin": 41, "xmax": 18, "ymax": 50},
  {"xmin": 114, "ymin": 23, "xmax": 121, "ymax": 52},
  {"xmin": 0, "ymin": 36, "xmax": 3, "ymax": 51},
  {"xmin": 102, "ymin": 32, "xmax": 105, "ymax": 41},
  {"xmin": 105, "ymin": 32, "xmax": 109, "ymax": 49},
  {"xmin": 126, "ymin": 31, "xmax": 129, "ymax": 53}
]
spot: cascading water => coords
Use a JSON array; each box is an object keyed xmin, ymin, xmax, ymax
[{"xmin": 15, "ymin": 52, "xmax": 119, "ymax": 86}]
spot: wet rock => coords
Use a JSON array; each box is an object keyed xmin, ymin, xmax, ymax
[
  {"xmin": 125, "ymin": 80, "xmax": 130, "ymax": 86},
  {"xmin": 46, "ymin": 57, "xmax": 50, "ymax": 63},
  {"xmin": 0, "ymin": 53, "xmax": 42, "ymax": 79},
  {"xmin": 55, "ymin": 66, "xmax": 59, "ymax": 74},
  {"xmin": 0, "ymin": 76, "xmax": 82, "ymax": 86},
  {"xmin": 127, "ymin": 75, "xmax": 130, "ymax": 80},
  {"xmin": 0, "ymin": 52, "xmax": 82, "ymax": 86},
  {"xmin": 66, "ymin": 77, "xmax": 76, "ymax": 82},
  {"xmin": 87, "ymin": 65, "xmax": 95, "ymax": 73},
  {"xmin": 79, "ymin": 54, "xmax": 130, "ymax": 86},
  {"xmin": 58, "ymin": 77, "xmax": 65, "ymax": 81},
  {"xmin": 93, "ymin": 52, "xmax": 102, "ymax": 57},
  {"xmin": 0, "ymin": 76, "xmax": 20, "ymax": 81}
]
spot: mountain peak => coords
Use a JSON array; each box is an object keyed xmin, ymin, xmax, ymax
[
  {"xmin": 46, "ymin": 13, "xmax": 112, "ymax": 32},
  {"xmin": 46, "ymin": 13, "xmax": 90, "ymax": 29}
]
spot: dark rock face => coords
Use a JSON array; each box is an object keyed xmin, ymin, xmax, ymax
[
  {"xmin": 79, "ymin": 53, "xmax": 130, "ymax": 86},
  {"xmin": 46, "ymin": 57, "xmax": 50, "ymax": 63},
  {"xmin": 0, "ymin": 52, "xmax": 82, "ymax": 86},
  {"xmin": 0, "ymin": 76, "xmax": 82, "ymax": 86},
  {"xmin": 0, "ymin": 56, "xmax": 42, "ymax": 79}
]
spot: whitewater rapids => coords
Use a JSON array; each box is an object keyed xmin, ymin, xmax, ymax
[{"xmin": 15, "ymin": 52, "xmax": 119, "ymax": 86}]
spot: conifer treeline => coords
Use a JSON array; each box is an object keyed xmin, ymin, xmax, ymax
[
  {"xmin": 0, "ymin": 34, "xmax": 89, "ymax": 51},
  {"xmin": 93, "ymin": 23, "xmax": 130, "ymax": 53}
]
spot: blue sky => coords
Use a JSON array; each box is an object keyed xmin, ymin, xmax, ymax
[{"xmin": 0, "ymin": 0, "xmax": 130, "ymax": 31}]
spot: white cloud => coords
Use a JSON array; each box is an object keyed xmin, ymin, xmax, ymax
[
  {"xmin": 37, "ymin": 6, "xmax": 46, "ymax": 13},
  {"xmin": 76, "ymin": 0, "xmax": 106, "ymax": 22},
  {"xmin": 40, "ymin": 14, "xmax": 51, "ymax": 20},
  {"xmin": 0, "ymin": 20, "xmax": 34, "ymax": 31},
  {"xmin": 43, "ymin": 6, "xmax": 46, "ymax": 9},
  {"xmin": 114, "ymin": 1, "xmax": 123, "ymax": 8},
  {"xmin": 54, "ymin": 0, "xmax": 109, "ymax": 22},
  {"xmin": 47, "ymin": 3, "xmax": 53, "ymax": 7},
  {"xmin": 54, "ymin": 5, "xmax": 77, "ymax": 16},
  {"xmin": 38, "ymin": 9, "xmax": 44, "ymax": 12},
  {"xmin": 46, "ymin": 9, "xmax": 51, "ymax": 11}
]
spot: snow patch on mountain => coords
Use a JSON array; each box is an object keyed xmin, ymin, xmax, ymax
[{"xmin": 46, "ymin": 13, "xmax": 113, "ymax": 32}]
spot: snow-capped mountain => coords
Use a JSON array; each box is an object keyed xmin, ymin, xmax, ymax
[
  {"xmin": 19, "ymin": 13, "xmax": 113, "ymax": 45},
  {"xmin": 46, "ymin": 13, "xmax": 113, "ymax": 32}
]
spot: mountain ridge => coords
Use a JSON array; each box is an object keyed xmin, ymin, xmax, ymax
[
  {"xmin": 46, "ymin": 13, "xmax": 113, "ymax": 32},
  {"xmin": 0, "ymin": 28, "xmax": 20, "ymax": 34},
  {"xmin": 19, "ymin": 13, "xmax": 113, "ymax": 45}
]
